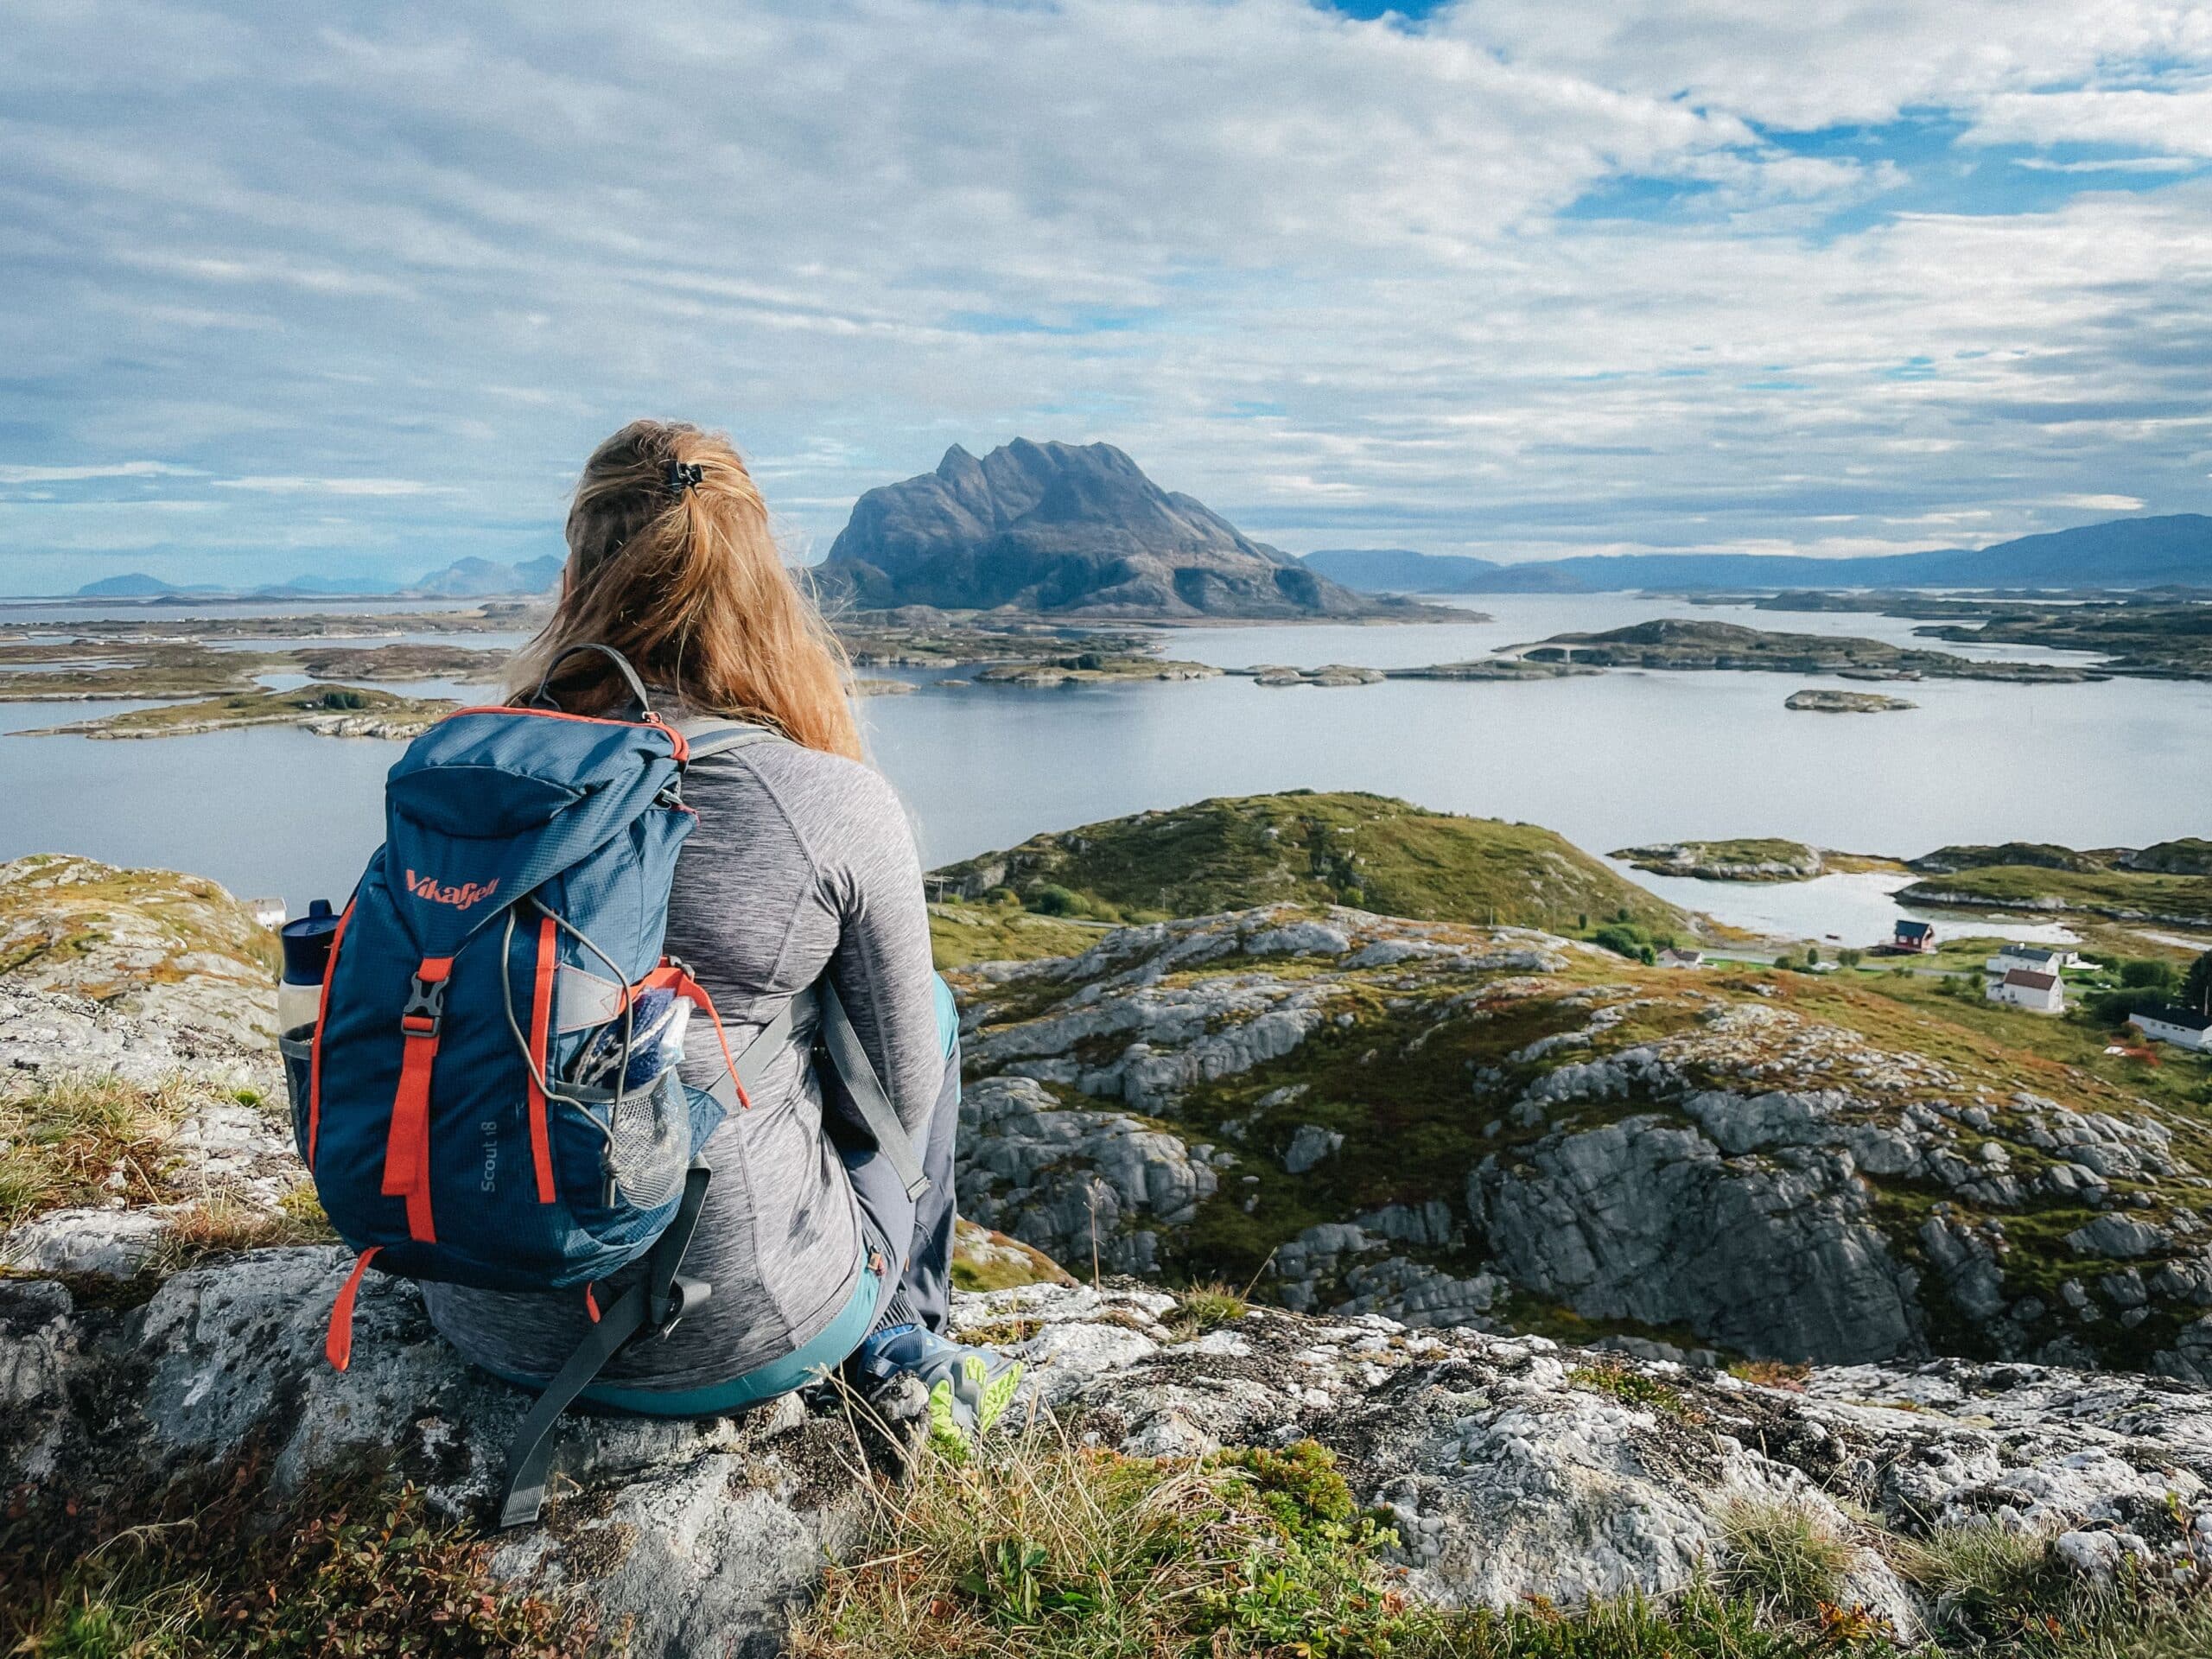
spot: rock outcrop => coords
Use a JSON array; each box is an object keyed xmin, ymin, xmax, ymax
[
  {"xmin": 10, "ymin": 1265, "xmax": 2210, "ymax": 1654},
  {"xmin": 1612, "ymin": 839, "xmax": 1826, "ymax": 882},
  {"xmin": 950, "ymin": 903, "xmax": 2212, "ymax": 1374},
  {"xmin": 8, "ymin": 857, "xmax": 2212, "ymax": 1651}
]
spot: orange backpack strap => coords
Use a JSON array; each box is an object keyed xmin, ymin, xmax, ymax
[
  {"xmin": 525, "ymin": 916, "xmax": 558, "ymax": 1202},
  {"xmin": 644, "ymin": 963, "xmax": 751, "ymax": 1110},
  {"xmin": 326, "ymin": 1246, "xmax": 383, "ymax": 1371},
  {"xmin": 381, "ymin": 956, "xmax": 452, "ymax": 1242}
]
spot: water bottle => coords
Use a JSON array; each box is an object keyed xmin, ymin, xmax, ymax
[{"xmin": 279, "ymin": 899, "xmax": 341, "ymax": 1034}]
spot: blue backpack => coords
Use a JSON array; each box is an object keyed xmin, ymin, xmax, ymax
[{"xmin": 280, "ymin": 644, "xmax": 925, "ymax": 1525}]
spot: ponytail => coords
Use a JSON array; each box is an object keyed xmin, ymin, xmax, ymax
[{"xmin": 509, "ymin": 421, "xmax": 862, "ymax": 760}]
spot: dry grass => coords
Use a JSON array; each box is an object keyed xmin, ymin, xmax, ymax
[
  {"xmin": 0, "ymin": 1072, "xmax": 202, "ymax": 1227},
  {"xmin": 146, "ymin": 1183, "xmax": 337, "ymax": 1276},
  {"xmin": 1729, "ymin": 1359, "xmax": 1813, "ymax": 1392}
]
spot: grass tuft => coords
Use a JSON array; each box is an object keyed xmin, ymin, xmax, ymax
[
  {"xmin": 1714, "ymin": 1497, "xmax": 1859, "ymax": 1623},
  {"xmin": 147, "ymin": 1183, "xmax": 338, "ymax": 1277},
  {"xmin": 1165, "ymin": 1282, "xmax": 1249, "ymax": 1342}
]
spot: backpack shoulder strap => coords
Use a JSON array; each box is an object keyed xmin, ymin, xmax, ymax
[
  {"xmin": 702, "ymin": 984, "xmax": 931, "ymax": 1202},
  {"xmin": 669, "ymin": 714, "xmax": 784, "ymax": 763},
  {"xmin": 810, "ymin": 981, "xmax": 931, "ymax": 1202}
]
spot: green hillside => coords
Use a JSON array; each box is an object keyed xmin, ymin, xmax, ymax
[
  {"xmin": 932, "ymin": 791, "xmax": 1693, "ymax": 935},
  {"xmin": 1900, "ymin": 863, "xmax": 2212, "ymax": 929}
]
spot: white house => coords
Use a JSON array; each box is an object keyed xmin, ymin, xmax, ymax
[
  {"xmin": 1985, "ymin": 943, "xmax": 2078, "ymax": 977},
  {"xmin": 1988, "ymin": 967, "xmax": 2064, "ymax": 1014},
  {"xmin": 1657, "ymin": 947, "xmax": 1706, "ymax": 969},
  {"xmin": 2129, "ymin": 1006, "xmax": 2212, "ymax": 1052}
]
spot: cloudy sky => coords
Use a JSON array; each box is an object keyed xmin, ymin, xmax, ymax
[{"xmin": 4, "ymin": 0, "xmax": 2211, "ymax": 592}]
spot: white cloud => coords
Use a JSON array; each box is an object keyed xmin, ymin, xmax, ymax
[
  {"xmin": 213, "ymin": 476, "xmax": 448, "ymax": 496},
  {"xmin": 2052, "ymin": 493, "xmax": 2146, "ymax": 512},
  {"xmin": 1970, "ymin": 88, "xmax": 2212, "ymax": 159},
  {"xmin": 0, "ymin": 461, "xmax": 201, "ymax": 484},
  {"xmin": 0, "ymin": 0, "xmax": 2208, "ymax": 588}
]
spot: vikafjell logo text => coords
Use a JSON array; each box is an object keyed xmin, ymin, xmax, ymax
[{"xmin": 404, "ymin": 870, "xmax": 500, "ymax": 911}]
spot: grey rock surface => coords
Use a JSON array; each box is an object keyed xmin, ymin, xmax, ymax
[
  {"xmin": 1473, "ymin": 1116, "xmax": 1923, "ymax": 1363},
  {"xmin": 12, "ymin": 1260, "xmax": 2211, "ymax": 1649}
]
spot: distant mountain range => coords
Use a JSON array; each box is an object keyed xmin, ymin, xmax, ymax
[
  {"xmin": 815, "ymin": 439, "xmax": 1427, "ymax": 619},
  {"xmin": 1305, "ymin": 514, "xmax": 2212, "ymax": 594},
  {"xmin": 68, "ymin": 486, "xmax": 2209, "ymax": 608},
  {"xmin": 73, "ymin": 555, "xmax": 563, "ymax": 601}
]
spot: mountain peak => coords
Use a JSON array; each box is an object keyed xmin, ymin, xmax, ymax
[{"xmin": 821, "ymin": 440, "xmax": 1421, "ymax": 620}]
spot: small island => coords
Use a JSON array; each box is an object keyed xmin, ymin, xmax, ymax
[
  {"xmin": 1611, "ymin": 838, "xmax": 1829, "ymax": 882},
  {"xmin": 26, "ymin": 684, "xmax": 455, "ymax": 741},
  {"xmin": 1503, "ymin": 619, "xmax": 2099, "ymax": 683},
  {"xmin": 1785, "ymin": 688, "xmax": 1917, "ymax": 713},
  {"xmin": 1243, "ymin": 664, "xmax": 1385, "ymax": 688}
]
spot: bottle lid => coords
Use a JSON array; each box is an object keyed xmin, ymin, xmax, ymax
[{"xmin": 280, "ymin": 899, "xmax": 341, "ymax": 983}]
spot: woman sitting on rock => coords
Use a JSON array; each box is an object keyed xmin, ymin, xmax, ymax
[{"xmin": 420, "ymin": 418, "xmax": 1020, "ymax": 1445}]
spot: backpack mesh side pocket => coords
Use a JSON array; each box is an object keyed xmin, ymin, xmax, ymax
[{"xmin": 278, "ymin": 1025, "xmax": 316, "ymax": 1165}]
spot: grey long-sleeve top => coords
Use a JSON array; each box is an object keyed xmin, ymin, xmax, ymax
[{"xmin": 422, "ymin": 736, "xmax": 941, "ymax": 1392}]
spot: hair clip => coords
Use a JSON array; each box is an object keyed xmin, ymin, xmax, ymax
[{"xmin": 664, "ymin": 460, "xmax": 704, "ymax": 495}]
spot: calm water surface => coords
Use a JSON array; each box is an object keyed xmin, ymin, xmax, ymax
[{"xmin": 1, "ymin": 594, "xmax": 2203, "ymax": 945}]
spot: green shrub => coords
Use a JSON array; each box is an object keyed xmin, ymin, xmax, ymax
[
  {"xmin": 1593, "ymin": 924, "xmax": 1648, "ymax": 959},
  {"xmin": 1027, "ymin": 883, "xmax": 1085, "ymax": 917},
  {"xmin": 4, "ymin": 1473, "xmax": 601, "ymax": 1657},
  {"xmin": 2122, "ymin": 959, "xmax": 2182, "ymax": 994}
]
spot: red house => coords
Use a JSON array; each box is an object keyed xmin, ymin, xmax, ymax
[{"xmin": 1892, "ymin": 919, "xmax": 1936, "ymax": 953}]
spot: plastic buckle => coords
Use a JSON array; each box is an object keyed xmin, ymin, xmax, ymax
[
  {"xmin": 401, "ymin": 974, "xmax": 447, "ymax": 1037},
  {"xmin": 650, "ymin": 1276, "xmax": 709, "ymax": 1341}
]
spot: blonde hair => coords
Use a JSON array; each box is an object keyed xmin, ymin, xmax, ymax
[{"xmin": 509, "ymin": 420, "xmax": 861, "ymax": 760}]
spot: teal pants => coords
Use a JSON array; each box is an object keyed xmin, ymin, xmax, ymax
[{"xmin": 553, "ymin": 974, "xmax": 962, "ymax": 1417}]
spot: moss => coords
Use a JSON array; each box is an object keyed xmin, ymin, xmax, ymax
[
  {"xmin": 929, "ymin": 899, "xmax": 1101, "ymax": 969},
  {"xmin": 1568, "ymin": 1362, "xmax": 1700, "ymax": 1421}
]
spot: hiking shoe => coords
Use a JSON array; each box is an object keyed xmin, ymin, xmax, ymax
[{"xmin": 855, "ymin": 1324, "xmax": 1023, "ymax": 1452}]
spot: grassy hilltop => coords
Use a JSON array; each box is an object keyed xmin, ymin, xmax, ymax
[
  {"xmin": 1902, "ymin": 840, "xmax": 2212, "ymax": 930},
  {"xmin": 932, "ymin": 791, "xmax": 1692, "ymax": 937}
]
